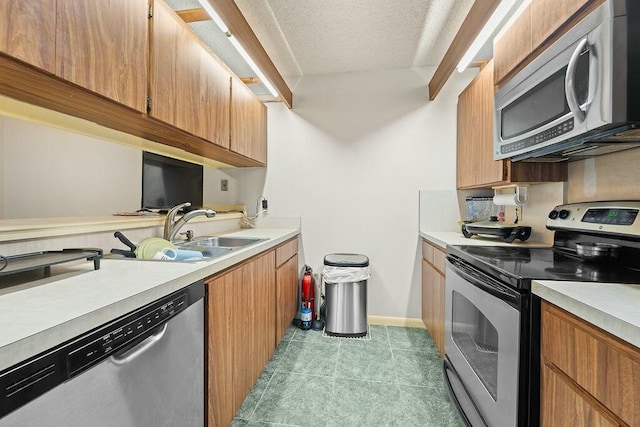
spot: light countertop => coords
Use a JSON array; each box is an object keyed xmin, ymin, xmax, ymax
[
  {"xmin": 420, "ymin": 231, "xmax": 551, "ymax": 250},
  {"xmin": 532, "ymin": 280, "xmax": 640, "ymax": 348},
  {"xmin": 0, "ymin": 227, "xmax": 299, "ymax": 372}
]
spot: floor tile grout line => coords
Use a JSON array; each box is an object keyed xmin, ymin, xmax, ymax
[{"xmin": 245, "ymin": 334, "xmax": 293, "ymax": 422}]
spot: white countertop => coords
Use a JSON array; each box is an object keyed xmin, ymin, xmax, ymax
[
  {"xmin": 0, "ymin": 227, "xmax": 299, "ymax": 372},
  {"xmin": 532, "ymin": 280, "xmax": 640, "ymax": 348},
  {"xmin": 420, "ymin": 231, "xmax": 551, "ymax": 250}
]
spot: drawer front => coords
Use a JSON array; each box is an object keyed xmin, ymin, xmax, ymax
[
  {"xmin": 431, "ymin": 247, "xmax": 446, "ymax": 274},
  {"xmin": 421, "ymin": 240, "xmax": 434, "ymax": 263},
  {"xmin": 542, "ymin": 302, "xmax": 640, "ymax": 426},
  {"xmin": 422, "ymin": 240, "xmax": 446, "ymax": 275},
  {"xmin": 276, "ymin": 238, "xmax": 298, "ymax": 267}
]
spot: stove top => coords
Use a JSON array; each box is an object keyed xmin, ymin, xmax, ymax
[
  {"xmin": 447, "ymin": 245, "xmax": 640, "ymax": 290},
  {"xmin": 448, "ymin": 201, "xmax": 640, "ymax": 290}
]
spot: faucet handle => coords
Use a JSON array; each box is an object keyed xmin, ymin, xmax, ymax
[{"xmin": 179, "ymin": 230, "xmax": 194, "ymax": 241}]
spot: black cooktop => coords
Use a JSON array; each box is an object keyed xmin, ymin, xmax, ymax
[{"xmin": 447, "ymin": 244, "xmax": 640, "ymax": 290}]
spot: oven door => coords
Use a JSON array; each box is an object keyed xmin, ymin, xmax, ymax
[{"xmin": 444, "ymin": 257, "xmax": 522, "ymax": 427}]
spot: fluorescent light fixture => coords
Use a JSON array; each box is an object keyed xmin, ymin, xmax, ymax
[
  {"xmin": 457, "ymin": 0, "xmax": 520, "ymax": 72},
  {"xmin": 196, "ymin": 0, "xmax": 228, "ymax": 33},
  {"xmin": 228, "ymin": 35, "xmax": 279, "ymax": 97},
  {"xmin": 196, "ymin": 0, "xmax": 280, "ymax": 98}
]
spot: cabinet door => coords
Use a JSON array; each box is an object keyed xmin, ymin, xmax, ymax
[
  {"xmin": 231, "ymin": 77, "xmax": 268, "ymax": 164},
  {"xmin": 276, "ymin": 254, "xmax": 299, "ymax": 344},
  {"xmin": 206, "ymin": 272, "xmax": 236, "ymax": 427},
  {"xmin": 56, "ymin": 0, "xmax": 148, "ymax": 112},
  {"xmin": 151, "ymin": 0, "xmax": 230, "ymax": 146},
  {"xmin": 457, "ymin": 61, "xmax": 505, "ymax": 189},
  {"xmin": 530, "ymin": 0, "xmax": 590, "ymax": 49},
  {"xmin": 541, "ymin": 364, "xmax": 618, "ymax": 427},
  {"xmin": 422, "ymin": 259, "xmax": 445, "ymax": 356},
  {"xmin": 542, "ymin": 302, "xmax": 640, "ymax": 426},
  {"xmin": 493, "ymin": 6, "xmax": 532, "ymax": 86},
  {"xmin": 232, "ymin": 251, "xmax": 276, "ymax": 410},
  {"xmin": 0, "ymin": 0, "xmax": 56, "ymax": 73}
]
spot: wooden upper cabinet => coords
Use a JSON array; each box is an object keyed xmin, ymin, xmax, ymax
[
  {"xmin": 56, "ymin": 0, "xmax": 149, "ymax": 112},
  {"xmin": 231, "ymin": 77, "xmax": 268, "ymax": 165},
  {"xmin": 457, "ymin": 61, "xmax": 504, "ymax": 188},
  {"xmin": 150, "ymin": 0, "xmax": 230, "ymax": 147},
  {"xmin": 494, "ymin": 0, "xmax": 603, "ymax": 86},
  {"xmin": 494, "ymin": 6, "xmax": 532, "ymax": 86},
  {"xmin": 530, "ymin": 0, "xmax": 591, "ymax": 49},
  {"xmin": 0, "ymin": 0, "xmax": 56, "ymax": 73},
  {"xmin": 457, "ymin": 61, "xmax": 567, "ymax": 189}
]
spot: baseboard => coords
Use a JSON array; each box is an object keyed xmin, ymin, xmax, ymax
[{"xmin": 367, "ymin": 315, "xmax": 426, "ymax": 329}]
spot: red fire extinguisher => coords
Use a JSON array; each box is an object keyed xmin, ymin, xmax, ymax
[{"xmin": 301, "ymin": 266, "xmax": 315, "ymax": 319}]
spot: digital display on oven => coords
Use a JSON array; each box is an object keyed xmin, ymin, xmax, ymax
[{"xmin": 581, "ymin": 208, "xmax": 639, "ymax": 225}]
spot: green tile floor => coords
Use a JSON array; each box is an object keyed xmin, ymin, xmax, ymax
[{"xmin": 231, "ymin": 325, "xmax": 464, "ymax": 426}]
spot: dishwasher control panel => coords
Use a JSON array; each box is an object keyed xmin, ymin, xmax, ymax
[{"xmin": 68, "ymin": 294, "xmax": 187, "ymax": 375}]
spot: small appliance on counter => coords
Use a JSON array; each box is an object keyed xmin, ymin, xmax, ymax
[{"xmin": 461, "ymin": 217, "xmax": 532, "ymax": 243}]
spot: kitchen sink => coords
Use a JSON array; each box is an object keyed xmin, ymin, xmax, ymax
[
  {"xmin": 107, "ymin": 236, "xmax": 267, "ymax": 263},
  {"xmin": 178, "ymin": 236, "xmax": 267, "ymax": 248}
]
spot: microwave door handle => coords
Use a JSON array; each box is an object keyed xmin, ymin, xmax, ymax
[{"xmin": 565, "ymin": 38, "xmax": 588, "ymax": 123}]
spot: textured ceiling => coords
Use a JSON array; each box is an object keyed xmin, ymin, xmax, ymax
[
  {"xmin": 166, "ymin": 0, "xmax": 477, "ymax": 97},
  {"xmin": 236, "ymin": 0, "xmax": 475, "ymax": 77}
]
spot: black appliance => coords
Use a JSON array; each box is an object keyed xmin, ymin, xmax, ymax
[
  {"xmin": 495, "ymin": 1, "xmax": 640, "ymax": 162},
  {"xmin": 443, "ymin": 201, "xmax": 640, "ymax": 426},
  {"xmin": 141, "ymin": 151, "xmax": 203, "ymax": 210}
]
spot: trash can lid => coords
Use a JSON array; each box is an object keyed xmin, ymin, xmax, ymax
[{"xmin": 324, "ymin": 253, "xmax": 369, "ymax": 267}]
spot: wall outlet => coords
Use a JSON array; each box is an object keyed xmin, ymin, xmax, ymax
[{"xmin": 221, "ymin": 179, "xmax": 228, "ymax": 191}]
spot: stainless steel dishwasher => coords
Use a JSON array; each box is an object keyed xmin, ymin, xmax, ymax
[{"xmin": 0, "ymin": 281, "xmax": 205, "ymax": 426}]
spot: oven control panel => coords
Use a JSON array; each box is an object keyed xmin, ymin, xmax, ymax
[{"xmin": 547, "ymin": 201, "xmax": 640, "ymax": 236}]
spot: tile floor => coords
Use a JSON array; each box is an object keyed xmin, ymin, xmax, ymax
[{"xmin": 231, "ymin": 325, "xmax": 463, "ymax": 426}]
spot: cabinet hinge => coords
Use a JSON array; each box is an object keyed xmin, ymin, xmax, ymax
[
  {"xmin": 146, "ymin": 97, "xmax": 152, "ymax": 112},
  {"xmin": 148, "ymin": 4, "xmax": 153, "ymax": 18}
]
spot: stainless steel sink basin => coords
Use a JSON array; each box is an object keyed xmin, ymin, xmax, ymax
[
  {"xmin": 107, "ymin": 236, "xmax": 267, "ymax": 263},
  {"xmin": 178, "ymin": 236, "xmax": 267, "ymax": 249}
]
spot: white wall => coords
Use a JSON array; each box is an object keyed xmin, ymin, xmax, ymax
[
  {"xmin": 0, "ymin": 116, "xmax": 241, "ymax": 218},
  {"xmin": 263, "ymin": 67, "xmax": 475, "ymax": 319}
]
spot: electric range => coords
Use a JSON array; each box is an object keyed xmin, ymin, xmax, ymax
[{"xmin": 443, "ymin": 201, "xmax": 640, "ymax": 427}]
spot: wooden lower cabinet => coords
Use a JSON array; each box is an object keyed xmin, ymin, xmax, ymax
[
  {"xmin": 421, "ymin": 240, "xmax": 446, "ymax": 356},
  {"xmin": 276, "ymin": 254, "xmax": 298, "ymax": 344},
  {"xmin": 541, "ymin": 301, "xmax": 640, "ymax": 426},
  {"xmin": 542, "ymin": 364, "xmax": 617, "ymax": 427},
  {"xmin": 206, "ymin": 250, "xmax": 276, "ymax": 427},
  {"xmin": 206, "ymin": 238, "xmax": 299, "ymax": 426}
]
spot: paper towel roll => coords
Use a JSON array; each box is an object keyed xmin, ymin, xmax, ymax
[{"xmin": 493, "ymin": 194, "xmax": 526, "ymax": 207}]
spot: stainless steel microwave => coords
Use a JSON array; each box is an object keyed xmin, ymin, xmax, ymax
[{"xmin": 494, "ymin": 0, "xmax": 640, "ymax": 162}]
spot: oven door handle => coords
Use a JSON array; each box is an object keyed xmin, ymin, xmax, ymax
[
  {"xmin": 565, "ymin": 38, "xmax": 589, "ymax": 123},
  {"xmin": 447, "ymin": 257, "xmax": 520, "ymax": 307}
]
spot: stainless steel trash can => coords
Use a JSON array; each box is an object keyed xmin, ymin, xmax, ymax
[{"xmin": 323, "ymin": 253, "xmax": 370, "ymax": 337}]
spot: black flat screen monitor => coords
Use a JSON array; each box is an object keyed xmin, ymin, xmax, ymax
[{"xmin": 142, "ymin": 152, "xmax": 203, "ymax": 210}]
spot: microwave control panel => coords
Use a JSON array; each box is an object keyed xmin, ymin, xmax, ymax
[{"xmin": 499, "ymin": 118, "xmax": 575, "ymax": 155}]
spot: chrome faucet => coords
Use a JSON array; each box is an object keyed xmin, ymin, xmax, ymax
[{"xmin": 163, "ymin": 202, "xmax": 216, "ymax": 242}]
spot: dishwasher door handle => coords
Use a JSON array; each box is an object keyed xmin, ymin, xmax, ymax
[{"xmin": 110, "ymin": 323, "xmax": 168, "ymax": 366}]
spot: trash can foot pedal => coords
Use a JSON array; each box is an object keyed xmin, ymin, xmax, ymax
[{"xmin": 323, "ymin": 325, "xmax": 370, "ymax": 340}]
